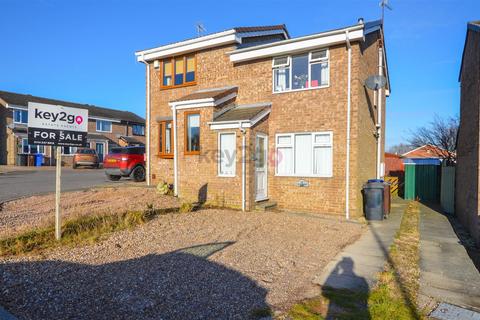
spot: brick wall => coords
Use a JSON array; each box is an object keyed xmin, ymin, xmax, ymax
[
  {"xmin": 148, "ymin": 34, "xmax": 385, "ymax": 216},
  {"xmin": 0, "ymin": 103, "xmax": 7, "ymax": 165},
  {"xmin": 456, "ymin": 28, "xmax": 480, "ymax": 245}
]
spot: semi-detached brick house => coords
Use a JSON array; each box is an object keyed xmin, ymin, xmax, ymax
[
  {"xmin": 0, "ymin": 91, "xmax": 145, "ymax": 166},
  {"xmin": 457, "ymin": 21, "xmax": 480, "ymax": 245},
  {"xmin": 135, "ymin": 19, "xmax": 390, "ymax": 217}
]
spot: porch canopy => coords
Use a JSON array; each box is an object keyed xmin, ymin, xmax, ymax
[{"xmin": 208, "ymin": 102, "xmax": 271, "ymax": 130}]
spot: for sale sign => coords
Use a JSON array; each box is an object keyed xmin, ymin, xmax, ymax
[{"xmin": 27, "ymin": 102, "xmax": 89, "ymax": 147}]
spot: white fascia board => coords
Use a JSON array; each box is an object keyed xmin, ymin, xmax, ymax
[
  {"xmin": 209, "ymin": 121, "xmax": 252, "ymax": 130},
  {"xmin": 6, "ymin": 104, "xmax": 28, "ymax": 110},
  {"xmin": 229, "ymin": 28, "xmax": 364, "ymax": 63},
  {"xmin": 90, "ymin": 116, "xmax": 121, "ymax": 123},
  {"xmin": 136, "ymin": 31, "xmax": 238, "ymax": 62},
  {"xmin": 168, "ymin": 92, "xmax": 237, "ymax": 110}
]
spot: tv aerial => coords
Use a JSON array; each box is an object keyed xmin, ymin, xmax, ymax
[
  {"xmin": 380, "ymin": 0, "xmax": 393, "ymax": 22},
  {"xmin": 196, "ymin": 23, "xmax": 207, "ymax": 37},
  {"xmin": 365, "ymin": 75, "xmax": 387, "ymax": 91}
]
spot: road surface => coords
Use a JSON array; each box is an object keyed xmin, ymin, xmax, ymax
[{"xmin": 0, "ymin": 168, "xmax": 127, "ymax": 202}]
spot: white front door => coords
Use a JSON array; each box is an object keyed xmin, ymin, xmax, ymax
[{"xmin": 255, "ymin": 133, "xmax": 268, "ymax": 201}]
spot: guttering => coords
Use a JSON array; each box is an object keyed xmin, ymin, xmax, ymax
[
  {"xmin": 138, "ymin": 54, "xmax": 151, "ymax": 186},
  {"xmin": 238, "ymin": 121, "xmax": 248, "ymax": 212},
  {"xmin": 345, "ymin": 30, "xmax": 352, "ymax": 220},
  {"xmin": 173, "ymin": 104, "xmax": 178, "ymax": 196},
  {"xmin": 135, "ymin": 29, "xmax": 239, "ymax": 62},
  {"xmin": 228, "ymin": 24, "xmax": 364, "ymax": 63},
  {"xmin": 376, "ymin": 46, "xmax": 384, "ymax": 179}
]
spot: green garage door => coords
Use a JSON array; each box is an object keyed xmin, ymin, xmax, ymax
[{"xmin": 404, "ymin": 163, "xmax": 441, "ymax": 202}]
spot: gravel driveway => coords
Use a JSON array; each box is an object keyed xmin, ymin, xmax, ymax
[
  {"xmin": 0, "ymin": 208, "xmax": 364, "ymax": 319},
  {"xmin": 0, "ymin": 186, "xmax": 179, "ymax": 238}
]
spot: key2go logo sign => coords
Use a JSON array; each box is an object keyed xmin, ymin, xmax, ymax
[
  {"xmin": 27, "ymin": 102, "xmax": 89, "ymax": 147},
  {"xmin": 28, "ymin": 102, "xmax": 89, "ymax": 132},
  {"xmin": 34, "ymin": 109, "xmax": 84, "ymax": 125}
]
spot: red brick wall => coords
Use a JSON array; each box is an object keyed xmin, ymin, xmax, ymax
[
  {"xmin": 456, "ymin": 28, "xmax": 480, "ymax": 245},
  {"xmin": 148, "ymin": 33, "xmax": 385, "ymax": 216}
]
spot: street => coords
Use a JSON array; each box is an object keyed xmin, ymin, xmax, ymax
[{"xmin": 0, "ymin": 168, "xmax": 126, "ymax": 202}]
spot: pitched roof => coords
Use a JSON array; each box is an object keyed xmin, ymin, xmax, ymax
[
  {"xmin": 213, "ymin": 103, "xmax": 271, "ymax": 122},
  {"xmin": 120, "ymin": 136, "xmax": 145, "ymax": 145},
  {"xmin": 459, "ymin": 21, "xmax": 480, "ymax": 81},
  {"xmin": 172, "ymin": 86, "xmax": 237, "ymax": 102},
  {"xmin": 0, "ymin": 90, "xmax": 145, "ymax": 124},
  {"xmin": 234, "ymin": 25, "xmax": 290, "ymax": 38}
]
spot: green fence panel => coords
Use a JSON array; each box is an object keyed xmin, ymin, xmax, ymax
[
  {"xmin": 404, "ymin": 164, "xmax": 441, "ymax": 202},
  {"xmin": 440, "ymin": 166, "xmax": 455, "ymax": 214}
]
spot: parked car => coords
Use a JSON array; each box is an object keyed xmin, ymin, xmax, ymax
[
  {"xmin": 103, "ymin": 146, "xmax": 146, "ymax": 182},
  {"xmin": 73, "ymin": 148, "xmax": 99, "ymax": 169}
]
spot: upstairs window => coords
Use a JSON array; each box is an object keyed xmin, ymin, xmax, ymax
[
  {"xmin": 185, "ymin": 112, "xmax": 200, "ymax": 155},
  {"xmin": 96, "ymin": 120, "xmax": 112, "ymax": 132},
  {"xmin": 273, "ymin": 49, "xmax": 329, "ymax": 93},
  {"xmin": 161, "ymin": 55, "xmax": 196, "ymax": 89},
  {"xmin": 132, "ymin": 124, "xmax": 145, "ymax": 136},
  {"xmin": 13, "ymin": 109, "xmax": 28, "ymax": 124},
  {"xmin": 158, "ymin": 120, "xmax": 173, "ymax": 158}
]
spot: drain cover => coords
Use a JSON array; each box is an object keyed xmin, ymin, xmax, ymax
[{"xmin": 430, "ymin": 303, "xmax": 480, "ymax": 320}]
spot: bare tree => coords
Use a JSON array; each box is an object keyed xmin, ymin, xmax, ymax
[{"xmin": 408, "ymin": 114, "xmax": 459, "ymax": 164}]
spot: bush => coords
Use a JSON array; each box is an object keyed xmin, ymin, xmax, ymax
[{"xmin": 179, "ymin": 202, "xmax": 194, "ymax": 213}]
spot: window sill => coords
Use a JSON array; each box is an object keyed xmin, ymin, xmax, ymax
[
  {"xmin": 275, "ymin": 174, "xmax": 333, "ymax": 178},
  {"xmin": 157, "ymin": 154, "xmax": 173, "ymax": 159},
  {"xmin": 160, "ymin": 82, "xmax": 197, "ymax": 90},
  {"xmin": 218, "ymin": 174, "xmax": 236, "ymax": 178},
  {"xmin": 273, "ymin": 84, "xmax": 330, "ymax": 94},
  {"xmin": 185, "ymin": 151, "xmax": 200, "ymax": 156},
  {"xmin": 96, "ymin": 130, "xmax": 112, "ymax": 133}
]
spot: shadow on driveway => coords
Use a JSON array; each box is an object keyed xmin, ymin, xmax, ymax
[{"xmin": 0, "ymin": 242, "xmax": 269, "ymax": 319}]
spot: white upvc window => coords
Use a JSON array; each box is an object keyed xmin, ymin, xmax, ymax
[
  {"xmin": 96, "ymin": 120, "xmax": 112, "ymax": 132},
  {"xmin": 272, "ymin": 49, "xmax": 329, "ymax": 93},
  {"xmin": 218, "ymin": 132, "xmax": 236, "ymax": 177},
  {"xmin": 62, "ymin": 146, "xmax": 78, "ymax": 155},
  {"xmin": 20, "ymin": 138, "xmax": 45, "ymax": 154},
  {"xmin": 13, "ymin": 109, "xmax": 28, "ymax": 124},
  {"xmin": 275, "ymin": 132, "xmax": 333, "ymax": 177}
]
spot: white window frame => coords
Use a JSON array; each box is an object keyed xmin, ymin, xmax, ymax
[
  {"xmin": 62, "ymin": 146, "xmax": 78, "ymax": 155},
  {"xmin": 13, "ymin": 109, "xmax": 28, "ymax": 124},
  {"xmin": 275, "ymin": 131, "xmax": 333, "ymax": 178},
  {"xmin": 218, "ymin": 132, "xmax": 236, "ymax": 177},
  {"xmin": 20, "ymin": 138, "xmax": 45, "ymax": 155},
  {"xmin": 132, "ymin": 124, "xmax": 145, "ymax": 136},
  {"xmin": 272, "ymin": 49, "xmax": 330, "ymax": 94},
  {"xmin": 96, "ymin": 120, "xmax": 112, "ymax": 133}
]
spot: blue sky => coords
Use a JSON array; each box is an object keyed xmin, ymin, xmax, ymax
[{"xmin": 1, "ymin": 0, "xmax": 478, "ymax": 147}]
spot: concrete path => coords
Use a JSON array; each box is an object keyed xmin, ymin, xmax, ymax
[
  {"xmin": 314, "ymin": 198, "xmax": 408, "ymax": 292},
  {"xmin": 419, "ymin": 203, "xmax": 480, "ymax": 311}
]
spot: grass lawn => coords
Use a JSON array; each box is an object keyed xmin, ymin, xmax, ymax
[{"xmin": 286, "ymin": 201, "xmax": 424, "ymax": 320}]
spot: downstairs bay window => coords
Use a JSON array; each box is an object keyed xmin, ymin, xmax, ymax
[
  {"xmin": 273, "ymin": 49, "xmax": 329, "ymax": 93},
  {"xmin": 276, "ymin": 132, "xmax": 333, "ymax": 177}
]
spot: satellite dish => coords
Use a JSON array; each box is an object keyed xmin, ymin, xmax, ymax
[{"xmin": 365, "ymin": 75, "xmax": 387, "ymax": 90}]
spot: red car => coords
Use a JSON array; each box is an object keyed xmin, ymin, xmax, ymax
[{"xmin": 103, "ymin": 146, "xmax": 146, "ymax": 182}]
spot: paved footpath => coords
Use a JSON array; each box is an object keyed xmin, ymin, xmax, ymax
[
  {"xmin": 419, "ymin": 203, "xmax": 480, "ymax": 312},
  {"xmin": 314, "ymin": 198, "xmax": 408, "ymax": 292}
]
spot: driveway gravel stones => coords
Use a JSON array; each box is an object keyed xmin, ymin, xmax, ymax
[
  {"xmin": 0, "ymin": 208, "xmax": 363, "ymax": 319},
  {"xmin": 0, "ymin": 186, "xmax": 179, "ymax": 238}
]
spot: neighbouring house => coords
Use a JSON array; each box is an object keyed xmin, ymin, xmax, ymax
[
  {"xmin": 456, "ymin": 20, "xmax": 480, "ymax": 245},
  {"xmin": 135, "ymin": 19, "xmax": 390, "ymax": 217},
  {"xmin": 385, "ymin": 152, "xmax": 404, "ymax": 176},
  {"xmin": 0, "ymin": 90, "xmax": 145, "ymax": 166},
  {"xmin": 401, "ymin": 144, "xmax": 453, "ymax": 160}
]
